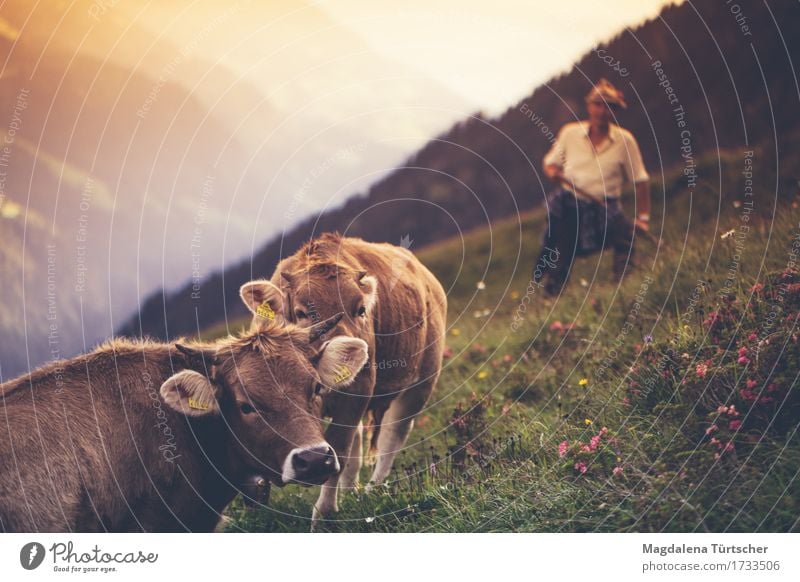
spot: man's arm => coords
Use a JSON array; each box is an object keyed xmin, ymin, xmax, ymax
[
  {"xmin": 544, "ymin": 163, "xmax": 563, "ymax": 182},
  {"xmin": 543, "ymin": 126, "xmax": 567, "ymax": 183},
  {"xmin": 623, "ymin": 131, "xmax": 651, "ymax": 231},
  {"xmin": 634, "ymin": 180, "xmax": 651, "ymax": 232}
]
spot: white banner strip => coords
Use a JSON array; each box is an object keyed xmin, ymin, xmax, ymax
[{"xmin": 1, "ymin": 533, "xmax": 798, "ymax": 581}]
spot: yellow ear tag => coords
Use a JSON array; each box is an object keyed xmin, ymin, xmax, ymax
[
  {"xmin": 333, "ymin": 365, "xmax": 352, "ymax": 384},
  {"xmin": 188, "ymin": 397, "xmax": 211, "ymax": 411},
  {"xmin": 256, "ymin": 302, "xmax": 276, "ymax": 320}
]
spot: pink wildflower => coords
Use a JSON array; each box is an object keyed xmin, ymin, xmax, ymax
[
  {"xmin": 558, "ymin": 441, "xmax": 569, "ymax": 458},
  {"xmin": 612, "ymin": 466, "xmax": 623, "ymax": 477},
  {"xmin": 717, "ymin": 405, "xmax": 729, "ymax": 414},
  {"xmin": 574, "ymin": 462, "xmax": 587, "ymax": 474},
  {"xmin": 696, "ymin": 363, "xmax": 708, "ymax": 378},
  {"xmin": 705, "ymin": 424, "xmax": 718, "ymax": 435},
  {"xmin": 589, "ymin": 435, "xmax": 601, "ymax": 451},
  {"xmin": 746, "ymin": 378, "xmax": 758, "ymax": 389},
  {"xmin": 740, "ymin": 389, "xmax": 757, "ymax": 401},
  {"xmin": 729, "ymin": 420, "xmax": 742, "ymax": 430},
  {"xmin": 747, "ymin": 332, "xmax": 758, "ymax": 342},
  {"xmin": 737, "ymin": 356, "xmax": 750, "ymax": 365}
]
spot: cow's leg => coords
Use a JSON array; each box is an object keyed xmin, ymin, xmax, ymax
[
  {"xmin": 365, "ymin": 376, "xmax": 436, "ymax": 490},
  {"xmin": 338, "ymin": 421, "xmax": 363, "ymax": 491},
  {"xmin": 366, "ymin": 313, "xmax": 444, "ymax": 491},
  {"xmin": 312, "ymin": 404, "xmax": 365, "ymax": 529}
]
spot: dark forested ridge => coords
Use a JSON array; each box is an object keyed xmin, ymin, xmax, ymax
[{"xmin": 125, "ymin": 0, "xmax": 800, "ymax": 340}]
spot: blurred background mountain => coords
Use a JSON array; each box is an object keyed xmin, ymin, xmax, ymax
[{"xmin": 0, "ymin": 0, "xmax": 472, "ymax": 377}]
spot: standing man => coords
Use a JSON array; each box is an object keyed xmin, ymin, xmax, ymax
[{"xmin": 534, "ymin": 78, "xmax": 651, "ymax": 297}]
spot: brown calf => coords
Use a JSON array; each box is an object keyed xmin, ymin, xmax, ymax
[{"xmin": 0, "ymin": 288, "xmax": 368, "ymax": 532}]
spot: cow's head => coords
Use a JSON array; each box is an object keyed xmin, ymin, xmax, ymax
[
  {"xmin": 247, "ymin": 264, "xmax": 377, "ymax": 342},
  {"xmin": 159, "ymin": 282, "xmax": 369, "ymax": 486}
]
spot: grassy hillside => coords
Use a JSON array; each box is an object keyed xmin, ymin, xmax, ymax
[{"xmin": 220, "ymin": 140, "xmax": 800, "ymax": 532}]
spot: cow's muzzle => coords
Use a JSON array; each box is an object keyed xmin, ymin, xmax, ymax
[{"xmin": 281, "ymin": 443, "xmax": 339, "ymax": 485}]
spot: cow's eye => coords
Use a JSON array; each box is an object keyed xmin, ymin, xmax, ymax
[
  {"xmin": 295, "ymin": 310, "xmax": 308, "ymax": 320},
  {"xmin": 240, "ymin": 402, "xmax": 256, "ymax": 415},
  {"xmin": 357, "ymin": 306, "xmax": 367, "ymax": 317},
  {"xmin": 314, "ymin": 383, "xmax": 327, "ymax": 397}
]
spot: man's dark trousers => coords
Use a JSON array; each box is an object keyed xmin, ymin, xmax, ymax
[{"xmin": 533, "ymin": 188, "xmax": 635, "ymax": 296}]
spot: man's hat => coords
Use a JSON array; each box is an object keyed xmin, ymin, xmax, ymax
[{"xmin": 585, "ymin": 78, "xmax": 627, "ymax": 109}]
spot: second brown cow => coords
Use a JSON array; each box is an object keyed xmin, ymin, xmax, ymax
[{"xmin": 244, "ymin": 233, "xmax": 447, "ymax": 526}]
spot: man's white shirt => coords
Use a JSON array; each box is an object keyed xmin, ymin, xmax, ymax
[{"xmin": 543, "ymin": 121, "xmax": 649, "ymax": 199}]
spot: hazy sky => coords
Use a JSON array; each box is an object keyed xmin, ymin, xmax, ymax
[{"xmin": 319, "ymin": 0, "xmax": 683, "ymax": 115}]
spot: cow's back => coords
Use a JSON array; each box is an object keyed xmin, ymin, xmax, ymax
[
  {"xmin": 0, "ymin": 342, "xmax": 228, "ymax": 532},
  {"xmin": 335, "ymin": 238, "xmax": 447, "ymax": 394}
]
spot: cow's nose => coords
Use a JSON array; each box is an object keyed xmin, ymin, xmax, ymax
[{"xmin": 290, "ymin": 444, "xmax": 339, "ymax": 484}]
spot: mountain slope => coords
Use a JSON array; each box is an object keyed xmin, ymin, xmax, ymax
[{"xmin": 126, "ymin": 0, "xmax": 800, "ymax": 340}]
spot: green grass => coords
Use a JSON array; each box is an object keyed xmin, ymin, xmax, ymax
[{"xmin": 221, "ymin": 141, "xmax": 800, "ymax": 532}]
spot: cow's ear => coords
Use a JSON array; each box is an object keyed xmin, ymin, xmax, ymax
[
  {"xmin": 313, "ymin": 336, "xmax": 369, "ymax": 388},
  {"xmin": 160, "ymin": 370, "xmax": 220, "ymax": 416},
  {"xmin": 175, "ymin": 343, "xmax": 219, "ymax": 371},
  {"xmin": 358, "ymin": 273, "xmax": 378, "ymax": 313},
  {"xmin": 240, "ymin": 280, "xmax": 284, "ymax": 321},
  {"xmin": 280, "ymin": 271, "xmax": 295, "ymax": 289}
]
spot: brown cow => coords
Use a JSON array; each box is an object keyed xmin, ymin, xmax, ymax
[
  {"xmin": 0, "ymin": 287, "xmax": 368, "ymax": 532},
  {"xmin": 246, "ymin": 233, "xmax": 447, "ymax": 525}
]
